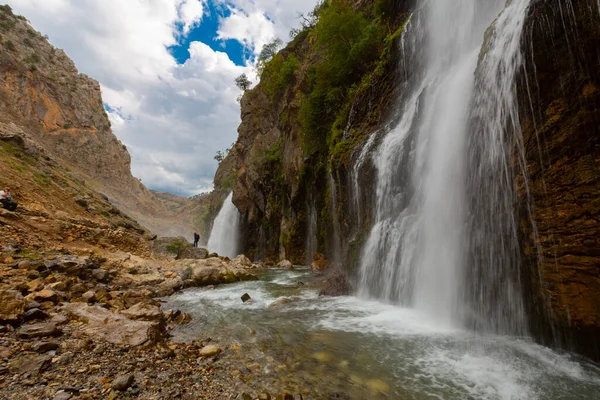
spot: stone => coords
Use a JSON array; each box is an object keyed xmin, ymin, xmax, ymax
[
  {"xmin": 0, "ymin": 289, "xmax": 26, "ymax": 324},
  {"xmin": 27, "ymin": 278, "xmax": 46, "ymax": 292},
  {"xmin": 319, "ymin": 270, "xmax": 352, "ymax": 297},
  {"xmin": 176, "ymin": 247, "xmax": 209, "ymax": 260},
  {"xmin": 268, "ymin": 297, "xmax": 300, "ymax": 309},
  {"xmin": 199, "ymin": 345, "xmax": 220, "ymax": 357},
  {"xmin": 91, "ymin": 268, "xmax": 108, "ymax": 282},
  {"xmin": 33, "ymin": 341, "xmax": 60, "ymax": 353},
  {"xmin": 18, "ymin": 259, "xmax": 45, "ymax": 271},
  {"xmin": 241, "ymin": 293, "xmax": 252, "ymax": 303},
  {"xmin": 74, "ymin": 196, "xmax": 88, "ymax": 208},
  {"xmin": 231, "ymin": 254, "xmax": 252, "ymax": 268},
  {"xmin": 48, "ymin": 281, "xmax": 67, "ymax": 291},
  {"xmin": 277, "ymin": 260, "xmax": 293, "ymax": 269},
  {"xmin": 23, "ymin": 308, "xmax": 49, "ymax": 321},
  {"xmin": 111, "ymin": 374, "xmax": 135, "ymax": 391},
  {"xmin": 8, "ymin": 354, "xmax": 52, "ymax": 375},
  {"xmin": 81, "ymin": 290, "xmax": 96, "ymax": 303},
  {"xmin": 25, "ymin": 289, "xmax": 60, "ymax": 303},
  {"xmin": 180, "ymin": 266, "xmax": 193, "ymax": 281},
  {"xmin": 17, "ymin": 322, "xmax": 62, "ymax": 338},
  {"xmin": 62, "ymin": 303, "xmax": 163, "ymax": 346},
  {"xmin": 53, "ymin": 391, "xmax": 73, "ymax": 400},
  {"xmin": 122, "ymin": 302, "xmax": 163, "ymax": 322}
]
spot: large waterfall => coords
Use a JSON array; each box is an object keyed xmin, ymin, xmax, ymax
[
  {"xmin": 207, "ymin": 192, "xmax": 241, "ymax": 259},
  {"xmin": 358, "ymin": 0, "xmax": 532, "ymax": 333}
]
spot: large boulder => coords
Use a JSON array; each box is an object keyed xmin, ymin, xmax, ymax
[
  {"xmin": 62, "ymin": 303, "xmax": 163, "ymax": 346},
  {"xmin": 0, "ymin": 290, "xmax": 27, "ymax": 324},
  {"xmin": 310, "ymin": 253, "xmax": 329, "ymax": 276},
  {"xmin": 319, "ymin": 270, "xmax": 352, "ymax": 297},
  {"xmin": 17, "ymin": 322, "xmax": 62, "ymax": 338},
  {"xmin": 191, "ymin": 258, "xmax": 258, "ymax": 286},
  {"xmin": 121, "ymin": 302, "xmax": 164, "ymax": 322},
  {"xmin": 277, "ymin": 260, "xmax": 293, "ymax": 269},
  {"xmin": 231, "ymin": 254, "xmax": 252, "ymax": 268},
  {"xmin": 176, "ymin": 247, "xmax": 208, "ymax": 260},
  {"xmin": 150, "ymin": 237, "xmax": 189, "ymax": 260}
]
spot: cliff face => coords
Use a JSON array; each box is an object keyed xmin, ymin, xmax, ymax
[
  {"xmin": 516, "ymin": 0, "xmax": 600, "ymax": 360},
  {"xmin": 0, "ymin": 6, "xmax": 204, "ymax": 239},
  {"xmin": 215, "ymin": 0, "xmax": 411, "ymax": 264}
]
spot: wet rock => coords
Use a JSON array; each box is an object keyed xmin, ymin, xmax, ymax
[
  {"xmin": 23, "ymin": 308, "xmax": 49, "ymax": 321},
  {"xmin": 32, "ymin": 341, "xmax": 60, "ymax": 353},
  {"xmin": 9, "ymin": 354, "xmax": 52, "ymax": 375},
  {"xmin": 310, "ymin": 253, "xmax": 329, "ymax": 276},
  {"xmin": 277, "ymin": 260, "xmax": 293, "ymax": 269},
  {"xmin": 111, "ymin": 374, "xmax": 135, "ymax": 391},
  {"xmin": 0, "ymin": 289, "xmax": 26, "ymax": 324},
  {"xmin": 199, "ymin": 345, "xmax": 220, "ymax": 357},
  {"xmin": 241, "ymin": 293, "xmax": 252, "ymax": 303},
  {"xmin": 268, "ymin": 297, "xmax": 301, "ymax": 309},
  {"xmin": 319, "ymin": 270, "xmax": 352, "ymax": 297},
  {"xmin": 122, "ymin": 302, "xmax": 164, "ymax": 322},
  {"xmin": 62, "ymin": 303, "xmax": 163, "ymax": 346},
  {"xmin": 17, "ymin": 322, "xmax": 62, "ymax": 338}
]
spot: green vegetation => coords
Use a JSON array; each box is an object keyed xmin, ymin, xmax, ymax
[
  {"xmin": 166, "ymin": 238, "xmax": 187, "ymax": 255},
  {"xmin": 298, "ymin": 0, "xmax": 386, "ymax": 156},
  {"xmin": 4, "ymin": 40, "xmax": 16, "ymax": 51}
]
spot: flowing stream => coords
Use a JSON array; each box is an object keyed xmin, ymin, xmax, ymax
[
  {"xmin": 207, "ymin": 192, "xmax": 241, "ymax": 259},
  {"xmin": 164, "ymin": 269, "xmax": 600, "ymax": 399}
]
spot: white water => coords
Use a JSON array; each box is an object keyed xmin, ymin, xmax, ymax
[
  {"xmin": 207, "ymin": 192, "xmax": 241, "ymax": 258},
  {"xmin": 166, "ymin": 269, "xmax": 600, "ymax": 399},
  {"xmin": 358, "ymin": 0, "xmax": 533, "ymax": 332}
]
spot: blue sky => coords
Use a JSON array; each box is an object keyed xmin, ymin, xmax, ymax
[
  {"xmin": 170, "ymin": 1, "xmax": 247, "ymax": 67},
  {"xmin": 6, "ymin": 0, "xmax": 318, "ymax": 196}
]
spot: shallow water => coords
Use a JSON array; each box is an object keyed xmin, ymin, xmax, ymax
[{"xmin": 164, "ymin": 269, "xmax": 600, "ymax": 399}]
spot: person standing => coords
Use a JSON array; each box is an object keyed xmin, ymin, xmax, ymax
[{"xmin": 193, "ymin": 232, "xmax": 200, "ymax": 248}]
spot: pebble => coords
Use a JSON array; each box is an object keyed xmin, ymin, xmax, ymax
[{"xmin": 199, "ymin": 345, "xmax": 220, "ymax": 357}]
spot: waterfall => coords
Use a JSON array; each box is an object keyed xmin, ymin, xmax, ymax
[
  {"xmin": 328, "ymin": 170, "xmax": 342, "ymax": 265},
  {"xmin": 358, "ymin": 0, "xmax": 532, "ymax": 332},
  {"xmin": 207, "ymin": 192, "xmax": 241, "ymax": 259},
  {"xmin": 305, "ymin": 192, "xmax": 318, "ymax": 265}
]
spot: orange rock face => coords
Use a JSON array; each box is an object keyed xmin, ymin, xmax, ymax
[{"xmin": 517, "ymin": 0, "xmax": 600, "ymax": 360}]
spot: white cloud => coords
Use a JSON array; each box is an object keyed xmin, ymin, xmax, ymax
[{"xmin": 6, "ymin": 0, "xmax": 319, "ymax": 196}]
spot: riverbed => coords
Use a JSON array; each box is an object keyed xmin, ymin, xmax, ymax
[{"xmin": 164, "ymin": 268, "xmax": 600, "ymax": 399}]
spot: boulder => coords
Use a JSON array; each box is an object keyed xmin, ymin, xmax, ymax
[
  {"xmin": 231, "ymin": 255, "xmax": 252, "ymax": 268},
  {"xmin": 62, "ymin": 303, "xmax": 163, "ymax": 346},
  {"xmin": 277, "ymin": 260, "xmax": 293, "ymax": 269},
  {"xmin": 268, "ymin": 297, "xmax": 301, "ymax": 309},
  {"xmin": 0, "ymin": 290, "xmax": 26, "ymax": 324},
  {"xmin": 319, "ymin": 270, "xmax": 352, "ymax": 297},
  {"xmin": 150, "ymin": 236, "xmax": 189, "ymax": 260},
  {"xmin": 199, "ymin": 345, "xmax": 220, "ymax": 357},
  {"xmin": 17, "ymin": 322, "xmax": 62, "ymax": 338},
  {"xmin": 310, "ymin": 253, "xmax": 329, "ymax": 276},
  {"xmin": 176, "ymin": 247, "xmax": 209, "ymax": 260},
  {"xmin": 122, "ymin": 303, "xmax": 164, "ymax": 322},
  {"xmin": 241, "ymin": 293, "xmax": 252, "ymax": 303}
]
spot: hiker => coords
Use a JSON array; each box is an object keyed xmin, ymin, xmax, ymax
[
  {"xmin": 0, "ymin": 187, "xmax": 17, "ymax": 211},
  {"xmin": 193, "ymin": 232, "xmax": 200, "ymax": 248}
]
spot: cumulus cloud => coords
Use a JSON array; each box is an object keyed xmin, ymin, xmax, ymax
[{"xmin": 6, "ymin": 0, "xmax": 319, "ymax": 196}]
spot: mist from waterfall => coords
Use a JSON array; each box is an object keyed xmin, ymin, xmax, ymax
[
  {"xmin": 358, "ymin": 0, "xmax": 533, "ymax": 334},
  {"xmin": 207, "ymin": 192, "xmax": 241, "ymax": 259}
]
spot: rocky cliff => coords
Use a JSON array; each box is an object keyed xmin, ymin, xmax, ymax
[
  {"xmin": 0, "ymin": 5, "xmax": 205, "ymax": 239},
  {"xmin": 215, "ymin": 0, "xmax": 411, "ymax": 264},
  {"xmin": 516, "ymin": 0, "xmax": 600, "ymax": 360}
]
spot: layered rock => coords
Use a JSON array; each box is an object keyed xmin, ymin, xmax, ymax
[{"xmin": 516, "ymin": 0, "xmax": 600, "ymax": 360}]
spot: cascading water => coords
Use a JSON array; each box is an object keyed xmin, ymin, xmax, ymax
[
  {"xmin": 207, "ymin": 192, "xmax": 241, "ymax": 259},
  {"xmin": 359, "ymin": 0, "xmax": 532, "ymax": 331},
  {"xmin": 305, "ymin": 190, "xmax": 318, "ymax": 265}
]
